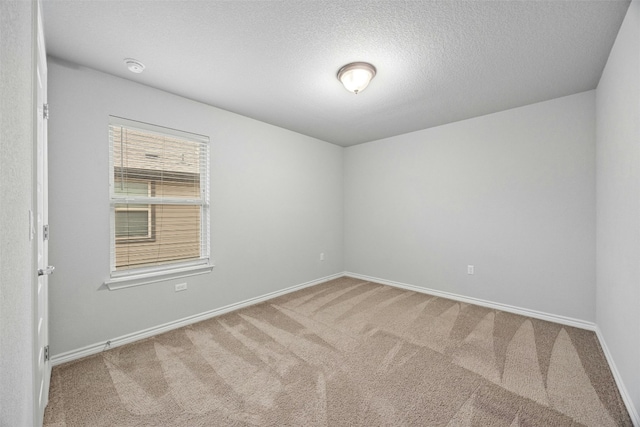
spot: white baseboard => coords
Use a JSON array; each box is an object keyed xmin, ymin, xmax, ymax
[
  {"xmin": 594, "ymin": 326, "xmax": 640, "ymax": 427},
  {"xmin": 50, "ymin": 272, "xmax": 345, "ymax": 366},
  {"xmin": 344, "ymin": 272, "xmax": 596, "ymax": 331}
]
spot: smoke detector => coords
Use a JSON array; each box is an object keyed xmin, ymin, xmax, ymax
[{"xmin": 124, "ymin": 58, "xmax": 145, "ymax": 74}]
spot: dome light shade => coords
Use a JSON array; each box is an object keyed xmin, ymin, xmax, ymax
[{"xmin": 337, "ymin": 62, "xmax": 376, "ymax": 94}]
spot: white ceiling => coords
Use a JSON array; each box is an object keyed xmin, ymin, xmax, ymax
[{"xmin": 42, "ymin": 1, "xmax": 629, "ymax": 147}]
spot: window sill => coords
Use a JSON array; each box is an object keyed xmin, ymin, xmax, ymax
[{"xmin": 104, "ymin": 263, "xmax": 214, "ymax": 290}]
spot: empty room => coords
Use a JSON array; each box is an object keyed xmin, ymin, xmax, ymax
[{"xmin": 1, "ymin": 0, "xmax": 639, "ymax": 426}]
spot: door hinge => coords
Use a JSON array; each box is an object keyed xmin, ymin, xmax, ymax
[
  {"xmin": 44, "ymin": 345, "xmax": 50, "ymax": 362},
  {"xmin": 43, "ymin": 224, "xmax": 49, "ymax": 241},
  {"xmin": 43, "ymin": 103, "xmax": 49, "ymax": 120}
]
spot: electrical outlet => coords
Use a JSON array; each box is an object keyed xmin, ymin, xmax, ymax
[
  {"xmin": 320, "ymin": 252, "xmax": 325, "ymax": 261},
  {"xmin": 467, "ymin": 265, "xmax": 474, "ymax": 275},
  {"xmin": 175, "ymin": 283, "xmax": 187, "ymax": 292}
]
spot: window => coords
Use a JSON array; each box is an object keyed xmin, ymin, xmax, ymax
[
  {"xmin": 114, "ymin": 181, "xmax": 153, "ymax": 241},
  {"xmin": 109, "ymin": 117, "xmax": 210, "ymax": 282}
]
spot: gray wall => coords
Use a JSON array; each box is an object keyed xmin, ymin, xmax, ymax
[
  {"xmin": 596, "ymin": 0, "xmax": 640, "ymax": 418},
  {"xmin": 0, "ymin": 1, "xmax": 36, "ymax": 425},
  {"xmin": 345, "ymin": 91, "xmax": 596, "ymax": 321},
  {"xmin": 47, "ymin": 58, "xmax": 344, "ymax": 355}
]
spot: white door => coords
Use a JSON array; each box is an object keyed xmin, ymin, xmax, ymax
[{"xmin": 35, "ymin": 1, "xmax": 52, "ymax": 424}]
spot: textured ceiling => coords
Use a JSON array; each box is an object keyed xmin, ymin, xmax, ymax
[{"xmin": 42, "ymin": 1, "xmax": 629, "ymax": 147}]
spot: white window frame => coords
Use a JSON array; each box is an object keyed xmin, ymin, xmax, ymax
[{"xmin": 105, "ymin": 116, "xmax": 212, "ymax": 290}]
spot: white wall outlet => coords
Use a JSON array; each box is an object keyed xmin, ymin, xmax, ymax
[
  {"xmin": 467, "ymin": 265, "xmax": 474, "ymax": 275},
  {"xmin": 320, "ymin": 252, "xmax": 325, "ymax": 261},
  {"xmin": 175, "ymin": 283, "xmax": 187, "ymax": 292}
]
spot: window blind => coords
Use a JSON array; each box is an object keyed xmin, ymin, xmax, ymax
[{"xmin": 108, "ymin": 117, "xmax": 210, "ymax": 275}]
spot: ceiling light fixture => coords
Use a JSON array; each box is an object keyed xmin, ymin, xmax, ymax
[
  {"xmin": 337, "ymin": 62, "xmax": 376, "ymax": 94},
  {"xmin": 124, "ymin": 58, "xmax": 145, "ymax": 74}
]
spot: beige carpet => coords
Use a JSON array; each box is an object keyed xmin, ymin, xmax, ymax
[{"xmin": 44, "ymin": 277, "xmax": 632, "ymax": 426}]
